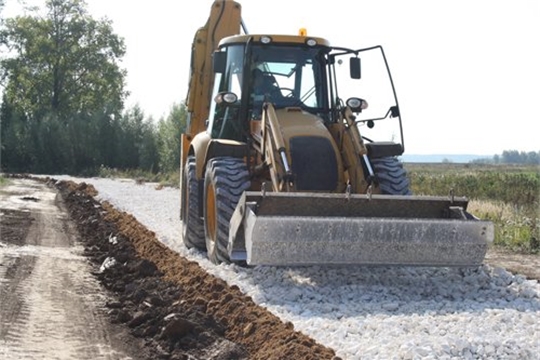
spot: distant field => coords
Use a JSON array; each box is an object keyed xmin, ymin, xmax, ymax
[{"xmin": 404, "ymin": 163, "xmax": 539, "ymax": 253}]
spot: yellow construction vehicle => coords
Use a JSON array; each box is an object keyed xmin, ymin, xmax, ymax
[{"xmin": 180, "ymin": 0, "xmax": 493, "ymax": 266}]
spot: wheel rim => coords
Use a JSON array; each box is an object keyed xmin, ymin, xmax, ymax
[{"xmin": 206, "ymin": 182, "xmax": 217, "ymax": 247}]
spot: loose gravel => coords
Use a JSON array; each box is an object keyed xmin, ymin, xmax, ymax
[{"xmin": 48, "ymin": 177, "xmax": 540, "ymax": 360}]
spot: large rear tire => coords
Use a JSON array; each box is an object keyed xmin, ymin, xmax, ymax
[
  {"xmin": 204, "ymin": 157, "xmax": 250, "ymax": 264},
  {"xmin": 181, "ymin": 156, "xmax": 205, "ymax": 249},
  {"xmin": 371, "ymin": 156, "xmax": 412, "ymax": 195}
]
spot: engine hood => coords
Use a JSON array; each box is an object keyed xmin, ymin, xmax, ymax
[{"xmin": 274, "ymin": 108, "xmax": 331, "ymax": 141}]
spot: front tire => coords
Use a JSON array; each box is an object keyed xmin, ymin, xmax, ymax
[
  {"xmin": 204, "ymin": 157, "xmax": 250, "ymax": 264},
  {"xmin": 371, "ymin": 156, "xmax": 412, "ymax": 195},
  {"xmin": 181, "ymin": 156, "xmax": 205, "ymax": 249}
]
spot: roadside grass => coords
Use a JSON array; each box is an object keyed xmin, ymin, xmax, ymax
[
  {"xmin": 0, "ymin": 174, "xmax": 7, "ymax": 187},
  {"xmin": 405, "ymin": 163, "xmax": 539, "ymax": 253}
]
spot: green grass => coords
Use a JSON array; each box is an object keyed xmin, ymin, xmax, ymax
[{"xmin": 405, "ymin": 163, "xmax": 540, "ymax": 253}]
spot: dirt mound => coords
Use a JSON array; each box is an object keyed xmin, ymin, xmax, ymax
[{"xmin": 53, "ymin": 179, "xmax": 337, "ymax": 360}]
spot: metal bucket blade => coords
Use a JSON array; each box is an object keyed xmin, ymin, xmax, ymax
[{"xmin": 232, "ymin": 192, "xmax": 494, "ymax": 266}]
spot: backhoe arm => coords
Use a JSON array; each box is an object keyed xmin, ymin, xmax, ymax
[{"xmin": 185, "ymin": 0, "xmax": 242, "ymax": 136}]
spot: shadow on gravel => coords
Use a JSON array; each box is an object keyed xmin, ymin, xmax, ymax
[{"xmin": 47, "ymin": 177, "xmax": 338, "ymax": 360}]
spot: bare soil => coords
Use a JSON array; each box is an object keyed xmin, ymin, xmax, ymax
[{"xmin": 484, "ymin": 247, "xmax": 540, "ymax": 280}]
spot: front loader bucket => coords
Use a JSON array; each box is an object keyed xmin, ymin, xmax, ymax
[{"xmin": 228, "ymin": 192, "xmax": 494, "ymax": 266}]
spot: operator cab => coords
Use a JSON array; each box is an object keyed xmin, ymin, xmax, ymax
[
  {"xmin": 206, "ymin": 35, "xmax": 334, "ymax": 141},
  {"xmin": 207, "ymin": 33, "xmax": 404, "ymax": 157}
]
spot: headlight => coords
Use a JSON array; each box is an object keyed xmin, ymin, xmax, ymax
[
  {"xmin": 346, "ymin": 97, "xmax": 368, "ymax": 112},
  {"xmin": 260, "ymin": 36, "xmax": 272, "ymax": 44},
  {"xmin": 214, "ymin": 92, "xmax": 238, "ymax": 105},
  {"xmin": 306, "ymin": 38, "xmax": 317, "ymax": 47}
]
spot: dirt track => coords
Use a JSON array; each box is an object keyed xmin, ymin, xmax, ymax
[
  {"xmin": 0, "ymin": 179, "xmax": 143, "ymax": 359},
  {"xmin": 1, "ymin": 177, "xmax": 337, "ymax": 359}
]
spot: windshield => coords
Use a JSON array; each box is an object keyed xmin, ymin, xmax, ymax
[
  {"xmin": 249, "ymin": 45, "xmax": 329, "ymax": 115},
  {"xmin": 331, "ymin": 46, "xmax": 403, "ymax": 146}
]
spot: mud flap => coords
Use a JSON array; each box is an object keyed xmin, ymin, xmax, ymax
[{"xmin": 228, "ymin": 192, "xmax": 494, "ymax": 266}]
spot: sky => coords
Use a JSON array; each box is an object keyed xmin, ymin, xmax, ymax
[{"xmin": 3, "ymin": 0, "xmax": 539, "ymax": 155}]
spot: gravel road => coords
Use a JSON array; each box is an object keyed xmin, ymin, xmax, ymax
[{"xmin": 46, "ymin": 177, "xmax": 540, "ymax": 359}]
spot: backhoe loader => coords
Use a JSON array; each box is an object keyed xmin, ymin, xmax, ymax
[{"xmin": 180, "ymin": 0, "xmax": 493, "ymax": 266}]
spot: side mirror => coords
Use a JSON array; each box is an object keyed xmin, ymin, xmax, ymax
[
  {"xmin": 350, "ymin": 57, "xmax": 361, "ymax": 79},
  {"xmin": 213, "ymin": 51, "xmax": 227, "ymax": 73}
]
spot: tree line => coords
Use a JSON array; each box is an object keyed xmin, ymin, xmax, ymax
[
  {"xmin": 0, "ymin": 0, "xmax": 185, "ymax": 175},
  {"xmin": 471, "ymin": 150, "xmax": 540, "ymax": 165}
]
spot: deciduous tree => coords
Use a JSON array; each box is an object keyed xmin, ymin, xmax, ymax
[
  {"xmin": 1, "ymin": 0, "xmax": 126, "ymax": 118},
  {"xmin": 157, "ymin": 103, "xmax": 187, "ymax": 173},
  {"xmin": 0, "ymin": 0, "xmax": 127, "ymax": 173}
]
